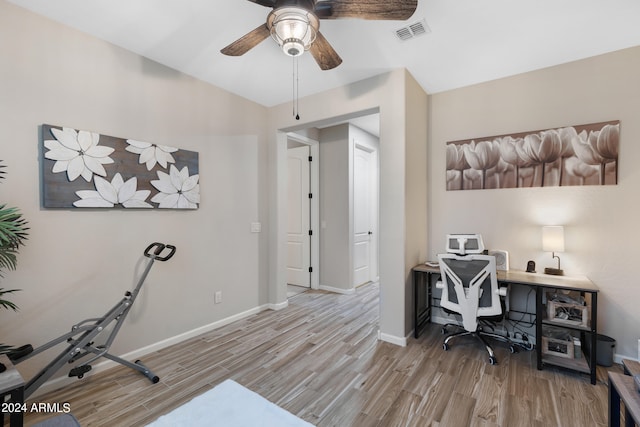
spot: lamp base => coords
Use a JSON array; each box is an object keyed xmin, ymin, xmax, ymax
[{"xmin": 544, "ymin": 267, "xmax": 564, "ymax": 276}]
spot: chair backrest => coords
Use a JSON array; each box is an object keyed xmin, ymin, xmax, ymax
[
  {"xmin": 438, "ymin": 250, "xmax": 502, "ymax": 332},
  {"xmin": 445, "ymin": 234, "xmax": 485, "ymax": 255}
]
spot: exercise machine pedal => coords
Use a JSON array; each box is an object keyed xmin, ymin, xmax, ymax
[
  {"xmin": 7, "ymin": 344, "xmax": 34, "ymax": 361},
  {"xmin": 69, "ymin": 365, "xmax": 92, "ymax": 379}
]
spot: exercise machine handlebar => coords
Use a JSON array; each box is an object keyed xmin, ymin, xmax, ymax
[{"xmin": 144, "ymin": 242, "xmax": 176, "ymax": 261}]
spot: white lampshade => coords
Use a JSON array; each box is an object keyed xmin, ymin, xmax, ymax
[
  {"xmin": 268, "ymin": 7, "xmax": 319, "ymax": 57},
  {"xmin": 542, "ymin": 226, "xmax": 565, "ymax": 253}
]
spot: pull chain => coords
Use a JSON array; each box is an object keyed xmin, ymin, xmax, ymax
[{"xmin": 292, "ymin": 55, "xmax": 300, "ymax": 120}]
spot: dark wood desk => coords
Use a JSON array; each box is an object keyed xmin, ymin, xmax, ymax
[
  {"xmin": 413, "ymin": 263, "xmax": 599, "ymax": 384},
  {"xmin": 0, "ymin": 354, "xmax": 25, "ymax": 427},
  {"xmin": 609, "ymin": 372, "xmax": 640, "ymax": 427}
]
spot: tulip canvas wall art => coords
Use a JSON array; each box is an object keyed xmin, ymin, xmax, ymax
[
  {"xmin": 446, "ymin": 120, "xmax": 619, "ymax": 191},
  {"xmin": 40, "ymin": 124, "xmax": 200, "ymax": 209}
]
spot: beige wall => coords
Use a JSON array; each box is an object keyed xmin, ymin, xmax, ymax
[
  {"xmin": 0, "ymin": 0, "xmax": 269, "ymax": 386},
  {"xmin": 428, "ymin": 46, "xmax": 640, "ymax": 358},
  {"xmin": 318, "ymin": 124, "xmax": 352, "ymax": 290},
  {"xmin": 404, "ymin": 73, "xmax": 429, "ymax": 333}
]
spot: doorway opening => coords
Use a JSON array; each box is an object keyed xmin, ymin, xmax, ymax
[{"xmin": 284, "ymin": 111, "xmax": 379, "ymax": 297}]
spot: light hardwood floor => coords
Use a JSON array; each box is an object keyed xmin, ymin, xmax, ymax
[{"xmin": 21, "ymin": 282, "xmax": 619, "ymax": 426}]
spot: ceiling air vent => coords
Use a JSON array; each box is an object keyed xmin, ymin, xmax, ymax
[{"xmin": 394, "ymin": 19, "xmax": 430, "ymax": 41}]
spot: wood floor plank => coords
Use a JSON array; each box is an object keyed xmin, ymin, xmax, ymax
[
  {"xmin": 361, "ymin": 370, "xmax": 408, "ymax": 419},
  {"xmin": 500, "ymin": 393, "xmax": 534, "ymax": 427},
  {"xmin": 316, "ymin": 387, "xmax": 368, "ymax": 427},
  {"xmin": 378, "ymin": 389, "xmax": 422, "ymax": 427},
  {"xmin": 414, "ymin": 371, "xmax": 457, "ymax": 423},
  {"xmin": 20, "ymin": 282, "xmax": 620, "ymax": 427},
  {"xmin": 470, "ymin": 372, "xmax": 503, "ymax": 425},
  {"xmin": 531, "ymin": 376, "xmax": 561, "ymax": 426},
  {"xmin": 454, "ymin": 356, "xmax": 484, "ymax": 395},
  {"xmin": 439, "ymin": 391, "xmax": 477, "ymax": 427}
]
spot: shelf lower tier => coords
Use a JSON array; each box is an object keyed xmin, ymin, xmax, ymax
[{"xmin": 541, "ymin": 353, "xmax": 591, "ymax": 373}]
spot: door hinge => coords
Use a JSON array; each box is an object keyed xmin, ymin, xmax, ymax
[
  {"xmin": 308, "ymin": 230, "xmax": 313, "ymax": 236},
  {"xmin": 308, "ymin": 156, "xmax": 313, "ymax": 162},
  {"xmin": 308, "ymin": 266, "xmax": 313, "ymax": 273},
  {"xmin": 308, "ymin": 193, "xmax": 313, "ymax": 199}
]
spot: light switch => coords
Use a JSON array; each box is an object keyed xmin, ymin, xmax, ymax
[{"xmin": 250, "ymin": 222, "xmax": 261, "ymax": 233}]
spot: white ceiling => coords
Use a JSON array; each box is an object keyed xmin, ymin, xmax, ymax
[{"xmin": 8, "ymin": 0, "xmax": 640, "ymax": 107}]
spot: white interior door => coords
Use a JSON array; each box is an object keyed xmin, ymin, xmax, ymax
[
  {"xmin": 353, "ymin": 145, "xmax": 376, "ymax": 287},
  {"xmin": 287, "ymin": 145, "xmax": 310, "ymax": 287}
]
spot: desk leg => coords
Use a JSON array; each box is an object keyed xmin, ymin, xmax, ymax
[
  {"xmin": 609, "ymin": 378, "xmax": 621, "ymax": 427},
  {"xmin": 624, "ymin": 407, "xmax": 634, "ymax": 427},
  {"xmin": 413, "ymin": 270, "xmax": 434, "ymax": 339},
  {"xmin": 536, "ymin": 286, "xmax": 543, "ymax": 371},
  {"xmin": 591, "ymin": 292, "xmax": 598, "ymax": 385},
  {"xmin": 414, "ymin": 269, "xmax": 419, "ymax": 339}
]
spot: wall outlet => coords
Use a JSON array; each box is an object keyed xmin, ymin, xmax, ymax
[{"xmin": 215, "ymin": 291, "xmax": 222, "ymax": 304}]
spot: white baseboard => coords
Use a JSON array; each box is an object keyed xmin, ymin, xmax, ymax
[
  {"xmin": 319, "ymin": 285, "xmax": 355, "ymax": 295},
  {"xmin": 29, "ymin": 302, "xmax": 277, "ymax": 398},
  {"xmin": 377, "ymin": 330, "xmax": 408, "ymax": 347},
  {"xmin": 266, "ymin": 300, "xmax": 288, "ymax": 311}
]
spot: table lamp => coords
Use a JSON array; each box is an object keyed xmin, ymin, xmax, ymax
[{"xmin": 542, "ymin": 225, "xmax": 564, "ymax": 275}]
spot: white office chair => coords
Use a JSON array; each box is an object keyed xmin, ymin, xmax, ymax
[{"xmin": 437, "ymin": 234, "xmax": 516, "ymax": 365}]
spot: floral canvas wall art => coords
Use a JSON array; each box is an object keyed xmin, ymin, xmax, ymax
[
  {"xmin": 41, "ymin": 124, "xmax": 200, "ymax": 209},
  {"xmin": 446, "ymin": 120, "xmax": 619, "ymax": 191}
]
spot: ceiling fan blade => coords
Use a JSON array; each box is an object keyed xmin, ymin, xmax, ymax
[
  {"xmin": 221, "ymin": 24, "xmax": 271, "ymax": 56},
  {"xmin": 315, "ymin": 0, "xmax": 418, "ymax": 20},
  {"xmin": 246, "ymin": 0, "xmax": 277, "ymax": 7},
  {"xmin": 310, "ymin": 31, "xmax": 342, "ymax": 70}
]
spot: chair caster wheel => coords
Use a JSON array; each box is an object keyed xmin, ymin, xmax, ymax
[
  {"xmin": 509, "ymin": 345, "xmax": 517, "ymax": 354},
  {"xmin": 441, "ymin": 327, "xmax": 447, "ymax": 335},
  {"xmin": 489, "ymin": 356, "xmax": 497, "ymax": 365},
  {"xmin": 443, "ymin": 343, "xmax": 450, "ymax": 351}
]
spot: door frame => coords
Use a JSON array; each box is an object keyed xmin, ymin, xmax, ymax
[{"xmin": 286, "ymin": 132, "xmax": 319, "ymax": 290}]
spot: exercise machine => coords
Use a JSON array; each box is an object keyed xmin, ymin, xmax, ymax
[{"xmin": 11, "ymin": 242, "xmax": 176, "ymax": 398}]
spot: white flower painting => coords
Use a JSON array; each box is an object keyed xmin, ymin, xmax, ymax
[
  {"xmin": 44, "ymin": 127, "xmax": 115, "ymax": 182},
  {"xmin": 41, "ymin": 124, "xmax": 199, "ymax": 209},
  {"xmin": 74, "ymin": 173, "xmax": 152, "ymax": 208},
  {"xmin": 446, "ymin": 120, "xmax": 619, "ymax": 191},
  {"xmin": 126, "ymin": 139, "xmax": 178, "ymax": 171},
  {"xmin": 151, "ymin": 165, "xmax": 200, "ymax": 209}
]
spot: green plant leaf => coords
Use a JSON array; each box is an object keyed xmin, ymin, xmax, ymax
[
  {"xmin": 0, "ymin": 205, "xmax": 29, "ymax": 246},
  {"xmin": 0, "ymin": 162, "xmax": 29, "ymax": 239},
  {"xmin": 0, "ymin": 288, "xmax": 20, "ymax": 311},
  {"xmin": 0, "ymin": 160, "xmax": 28, "ymax": 313}
]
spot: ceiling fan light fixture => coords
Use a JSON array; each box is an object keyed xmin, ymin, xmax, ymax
[
  {"xmin": 282, "ymin": 39, "xmax": 304, "ymax": 57},
  {"xmin": 268, "ymin": 7, "xmax": 319, "ymax": 57}
]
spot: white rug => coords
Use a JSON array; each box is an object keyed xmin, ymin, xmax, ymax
[{"xmin": 147, "ymin": 379, "xmax": 315, "ymax": 426}]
